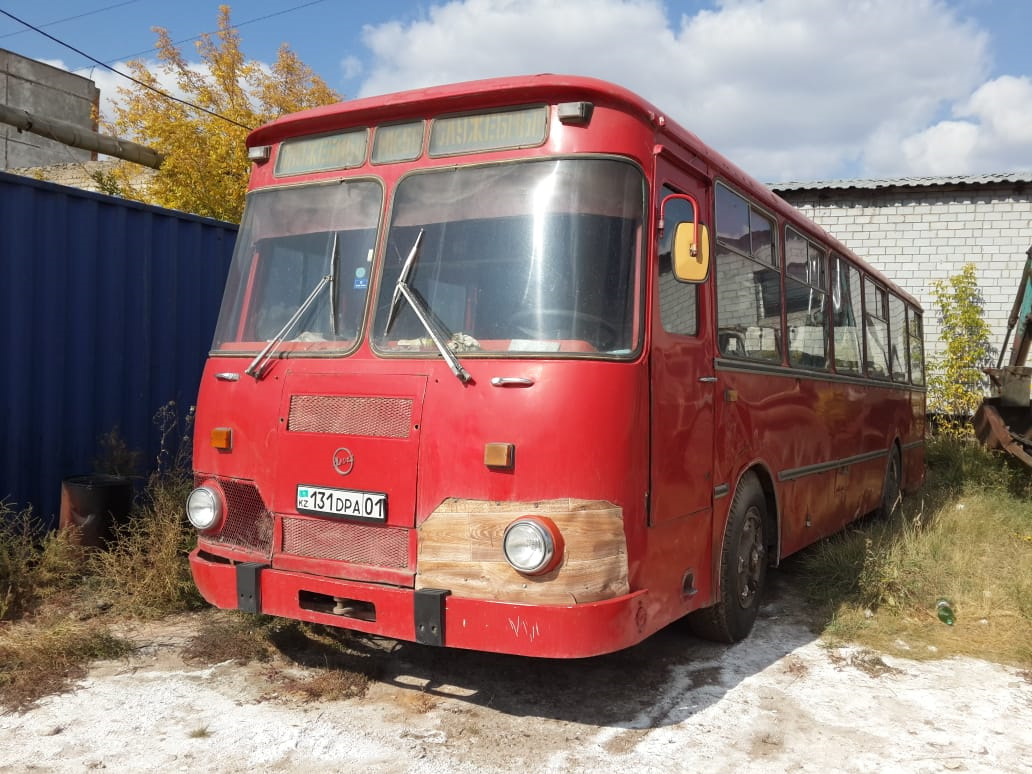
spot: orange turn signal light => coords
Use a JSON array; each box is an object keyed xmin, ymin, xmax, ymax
[
  {"xmin": 484, "ymin": 442, "xmax": 515, "ymax": 469},
  {"xmin": 210, "ymin": 427, "xmax": 233, "ymax": 451}
]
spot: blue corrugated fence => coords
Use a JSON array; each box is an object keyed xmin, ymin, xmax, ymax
[{"xmin": 0, "ymin": 171, "xmax": 237, "ymax": 524}]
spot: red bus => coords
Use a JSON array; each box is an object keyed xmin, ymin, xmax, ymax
[{"xmin": 186, "ymin": 75, "xmax": 925, "ymax": 657}]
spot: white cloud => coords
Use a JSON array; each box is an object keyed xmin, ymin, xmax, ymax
[
  {"xmin": 340, "ymin": 55, "xmax": 363, "ymax": 81},
  {"xmin": 890, "ymin": 75, "xmax": 1032, "ymax": 174},
  {"xmin": 355, "ymin": 0, "xmax": 1001, "ymax": 180}
]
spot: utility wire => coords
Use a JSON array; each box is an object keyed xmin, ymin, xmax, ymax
[
  {"xmin": 111, "ymin": 0, "xmax": 327, "ymax": 64},
  {"xmin": 0, "ymin": 0, "xmax": 140, "ymax": 40},
  {"xmin": 0, "ymin": 7, "xmax": 252, "ymax": 130}
]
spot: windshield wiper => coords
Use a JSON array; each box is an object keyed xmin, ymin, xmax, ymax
[
  {"xmin": 245, "ymin": 232, "xmax": 341, "ymax": 381},
  {"xmin": 245, "ymin": 273, "xmax": 330, "ymax": 380},
  {"xmin": 384, "ymin": 230, "xmax": 472, "ymax": 384},
  {"xmin": 328, "ymin": 232, "xmax": 341, "ymax": 336}
]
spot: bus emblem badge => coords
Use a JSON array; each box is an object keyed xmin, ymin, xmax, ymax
[{"xmin": 332, "ymin": 448, "xmax": 355, "ymax": 476}]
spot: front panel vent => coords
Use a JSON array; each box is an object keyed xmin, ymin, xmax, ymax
[
  {"xmin": 282, "ymin": 517, "xmax": 410, "ymax": 568},
  {"xmin": 288, "ymin": 395, "xmax": 413, "ymax": 438}
]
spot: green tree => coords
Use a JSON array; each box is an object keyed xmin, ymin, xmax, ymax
[
  {"xmin": 103, "ymin": 5, "xmax": 340, "ymax": 221},
  {"xmin": 927, "ymin": 263, "xmax": 996, "ymax": 434}
]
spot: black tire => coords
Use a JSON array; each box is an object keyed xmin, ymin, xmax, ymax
[
  {"xmin": 689, "ymin": 471, "xmax": 768, "ymax": 643},
  {"xmin": 878, "ymin": 446, "xmax": 902, "ymax": 518}
]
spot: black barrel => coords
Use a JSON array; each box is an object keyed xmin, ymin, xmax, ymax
[{"xmin": 59, "ymin": 474, "xmax": 133, "ymax": 548}]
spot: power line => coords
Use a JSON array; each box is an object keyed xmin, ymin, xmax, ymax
[
  {"xmin": 0, "ymin": 8, "xmax": 252, "ymax": 131},
  {"xmin": 0, "ymin": 1, "xmax": 140, "ymax": 40},
  {"xmin": 110, "ymin": 0, "xmax": 328, "ymax": 64}
]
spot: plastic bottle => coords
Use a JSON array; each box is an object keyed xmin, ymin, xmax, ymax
[{"xmin": 936, "ymin": 599, "xmax": 955, "ymax": 626}]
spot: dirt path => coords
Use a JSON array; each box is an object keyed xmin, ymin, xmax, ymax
[{"xmin": 1, "ymin": 577, "xmax": 1030, "ymax": 773}]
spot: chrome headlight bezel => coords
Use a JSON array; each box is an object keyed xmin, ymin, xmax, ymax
[
  {"xmin": 185, "ymin": 485, "xmax": 223, "ymax": 532},
  {"xmin": 502, "ymin": 517, "xmax": 564, "ymax": 575}
]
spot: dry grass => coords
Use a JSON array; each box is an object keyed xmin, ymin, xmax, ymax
[
  {"xmin": 0, "ymin": 616, "xmax": 132, "ymax": 711},
  {"xmin": 263, "ymin": 620, "xmax": 376, "ymax": 701},
  {"xmin": 182, "ymin": 613, "xmax": 374, "ymax": 701},
  {"xmin": 795, "ymin": 436, "xmax": 1032, "ymax": 667},
  {"xmin": 182, "ymin": 613, "xmax": 277, "ymax": 666},
  {"xmin": 273, "ymin": 668, "xmax": 371, "ymax": 702},
  {"xmin": 0, "ymin": 505, "xmax": 86, "ymax": 620}
]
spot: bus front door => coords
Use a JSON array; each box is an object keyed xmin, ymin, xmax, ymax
[{"xmin": 647, "ymin": 174, "xmax": 716, "ymax": 600}]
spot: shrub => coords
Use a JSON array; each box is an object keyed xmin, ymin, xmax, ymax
[
  {"xmin": 927, "ymin": 264, "xmax": 996, "ymax": 435},
  {"xmin": 87, "ymin": 402, "xmax": 202, "ymax": 617}
]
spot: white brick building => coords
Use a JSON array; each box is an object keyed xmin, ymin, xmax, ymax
[{"xmin": 771, "ymin": 174, "xmax": 1032, "ymax": 365}]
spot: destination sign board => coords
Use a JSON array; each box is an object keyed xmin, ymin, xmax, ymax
[
  {"xmin": 429, "ymin": 106, "xmax": 548, "ymax": 157},
  {"xmin": 372, "ymin": 121, "xmax": 425, "ymax": 164},
  {"xmin": 276, "ymin": 129, "xmax": 368, "ymax": 176}
]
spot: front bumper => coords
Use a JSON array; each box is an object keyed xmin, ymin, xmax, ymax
[{"xmin": 190, "ymin": 548, "xmax": 649, "ymax": 658}]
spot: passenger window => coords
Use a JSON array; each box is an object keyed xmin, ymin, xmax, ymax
[
  {"xmin": 889, "ymin": 294, "xmax": 908, "ymax": 382},
  {"xmin": 785, "ymin": 228, "xmax": 828, "ymax": 369},
  {"xmin": 832, "ymin": 257, "xmax": 863, "ymax": 375},
  {"xmin": 715, "ymin": 183, "xmax": 781, "ymax": 361},
  {"xmin": 864, "ymin": 278, "xmax": 890, "ymax": 378},
  {"xmin": 657, "ymin": 185, "xmax": 698, "ymax": 336},
  {"xmin": 908, "ymin": 307, "xmax": 925, "ymax": 385}
]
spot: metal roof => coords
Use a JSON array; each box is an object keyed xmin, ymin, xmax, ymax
[{"xmin": 769, "ymin": 172, "xmax": 1032, "ymax": 193}]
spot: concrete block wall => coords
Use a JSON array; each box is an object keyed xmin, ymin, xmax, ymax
[
  {"xmin": 774, "ymin": 182, "xmax": 1032, "ymax": 367},
  {"xmin": 1, "ymin": 49, "xmax": 99, "ymax": 169},
  {"xmin": 7, "ymin": 159, "xmax": 155, "ymax": 193}
]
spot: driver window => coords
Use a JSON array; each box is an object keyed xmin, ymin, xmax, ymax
[{"xmin": 658, "ymin": 185, "xmax": 698, "ymax": 336}]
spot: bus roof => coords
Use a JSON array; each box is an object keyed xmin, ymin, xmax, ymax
[{"xmin": 247, "ymin": 74, "xmax": 920, "ymax": 311}]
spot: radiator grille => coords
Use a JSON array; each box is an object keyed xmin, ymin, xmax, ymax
[
  {"xmin": 288, "ymin": 395, "xmax": 413, "ymax": 438},
  {"xmin": 282, "ymin": 517, "xmax": 410, "ymax": 569},
  {"xmin": 206, "ymin": 477, "xmax": 274, "ymax": 558}
]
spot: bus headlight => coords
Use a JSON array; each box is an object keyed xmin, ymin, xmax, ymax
[
  {"xmin": 502, "ymin": 517, "xmax": 564, "ymax": 575},
  {"xmin": 186, "ymin": 485, "xmax": 223, "ymax": 532}
]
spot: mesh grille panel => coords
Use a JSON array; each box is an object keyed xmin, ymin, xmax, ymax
[
  {"xmin": 209, "ymin": 477, "xmax": 274, "ymax": 557},
  {"xmin": 288, "ymin": 395, "xmax": 412, "ymax": 438},
  {"xmin": 282, "ymin": 517, "xmax": 410, "ymax": 569}
]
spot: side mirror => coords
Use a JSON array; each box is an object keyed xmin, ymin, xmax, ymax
[{"xmin": 673, "ymin": 222, "xmax": 710, "ymax": 283}]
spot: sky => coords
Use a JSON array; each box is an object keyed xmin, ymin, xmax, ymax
[{"xmin": 0, "ymin": 0, "xmax": 1030, "ymax": 182}]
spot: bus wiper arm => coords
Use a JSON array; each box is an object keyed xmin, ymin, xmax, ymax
[
  {"xmin": 384, "ymin": 230, "xmax": 472, "ymax": 384},
  {"xmin": 385, "ymin": 229, "xmax": 423, "ymax": 334},
  {"xmin": 245, "ymin": 273, "xmax": 330, "ymax": 380},
  {"xmin": 328, "ymin": 232, "xmax": 341, "ymax": 336}
]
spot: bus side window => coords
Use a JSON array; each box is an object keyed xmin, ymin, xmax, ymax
[
  {"xmin": 889, "ymin": 292, "xmax": 909, "ymax": 382},
  {"xmin": 908, "ymin": 306, "xmax": 925, "ymax": 385},
  {"xmin": 657, "ymin": 185, "xmax": 698, "ymax": 336},
  {"xmin": 864, "ymin": 278, "xmax": 890, "ymax": 378},
  {"xmin": 832, "ymin": 257, "xmax": 863, "ymax": 374},
  {"xmin": 785, "ymin": 228, "xmax": 829, "ymax": 370},
  {"xmin": 714, "ymin": 183, "xmax": 781, "ymax": 361}
]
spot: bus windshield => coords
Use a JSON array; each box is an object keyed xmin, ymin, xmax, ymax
[
  {"xmin": 212, "ymin": 179, "xmax": 382, "ymax": 353},
  {"xmin": 372, "ymin": 158, "xmax": 644, "ymax": 357}
]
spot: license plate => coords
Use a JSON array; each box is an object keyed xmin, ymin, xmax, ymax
[{"xmin": 296, "ymin": 484, "xmax": 387, "ymax": 522}]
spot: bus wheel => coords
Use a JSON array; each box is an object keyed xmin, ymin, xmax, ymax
[
  {"xmin": 689, "ymin": 471, "xmax": 767, "ymax": 643},
  {"xmin": 879, "ymin": 446, "xmax": 902, "ymax": 518}
]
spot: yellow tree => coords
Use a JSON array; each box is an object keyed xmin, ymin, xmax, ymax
[{"xmin": 103, "ymin": 5, "xmax": 340, "ymax": 221}]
